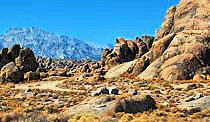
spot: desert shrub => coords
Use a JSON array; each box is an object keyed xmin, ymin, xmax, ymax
[
  {"xmin": 50, "ymin": 114, "xmax": 70, "ymax": 122},
  {"xmin": 71, "ymin": 113, "xmax": 100, "ymax": 122},
  {"xmin": 25, "ymin": 112, "xmax": 48, "ymax": 122},
  {"xmin": 2, "ymin": 112, "xmax": 48, "ymax": 122},
  {"xmin": 119, "ymin": 114, "xmax": 135, "ymax": 122}
]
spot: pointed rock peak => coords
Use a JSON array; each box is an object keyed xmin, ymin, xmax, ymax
[{"xmin": 116, "ymin": 38, "xmax": 126, "ymax": 44}]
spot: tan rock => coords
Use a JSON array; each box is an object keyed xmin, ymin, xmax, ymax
[
  {"xmin": 15, "ymin": 48, "xmax": 38, "ymax": 73},
  {"xmin": 116, "ymin": 38, "xmax": 126, "ymax": 44},
  {"xmin": 48, "ymin": 70, "xmax": 67, "ymax": 77},
  {"xmin": 65, "ymin": 94, "xmax": 156, "ymax": 116},
  {"xmin": 24, "ymin": 71, "xmax": 40, "ymax": 81},
  {"xmin": 151, "ymin": 33, "xmax": 175, "ymax": 61},
  {"xmin": 174, "ymin": 83, "xmax": 197, "ymax": 91},
  {"xmin": 105, "ymin": 59, "xmax": 137, "ymax": 79},
  {"xmin": 0, "ymin": 62, "xmax": 24, "ymax": 83},
  {"xmin": 155, "ymin": 6, "xmax": 176, "ymax": 41},
  {"xmin": 193, "ymin": 74, "xmax": 205, "ymax": 82},
  {"xmin": 207, "ymin": 75, "xmax": 210, "ymax": 80},
  {"xmin": 103, "ymin": 0, "xmax": 210, "ymax": 81}
]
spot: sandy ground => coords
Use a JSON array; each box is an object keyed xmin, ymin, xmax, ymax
[{"xmin": 14, "ymin": 80, "xmax": 71, "ymax": 92}]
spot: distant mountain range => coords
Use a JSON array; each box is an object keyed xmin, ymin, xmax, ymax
[{"xmin": 0, "ymin": 27, "xmax": 106, "ymax": 60}]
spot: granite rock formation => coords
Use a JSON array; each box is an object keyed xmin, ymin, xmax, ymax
[{"xmin": 104, "ymin": 0, "xmax": 210, "ymax": 81}]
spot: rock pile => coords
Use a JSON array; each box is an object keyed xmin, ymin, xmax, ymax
[{"xmin": 36, "ymin": 57, "xmax": 104, "ymax": 78}]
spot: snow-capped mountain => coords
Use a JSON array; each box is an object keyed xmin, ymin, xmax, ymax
[{"xmin": 0, "ymin": 27, "xmax": 103, "ymax": 60}]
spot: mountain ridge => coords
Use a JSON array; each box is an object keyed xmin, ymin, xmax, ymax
[{"xmin": 0, "ymin": 27, "xmax": 103, "ymax": 60}]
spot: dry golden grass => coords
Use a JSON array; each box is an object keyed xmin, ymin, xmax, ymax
[
  {"xmin": 71, "ymin": 113, "xmax": 100, "ymax": 122},
  {"xmin": 12, "ymin": 107, "xmax": 24, "ymax": 113},
  {"xmin": 116, "ymin": 93, "xmax": 132, "ymax": 100},
  {"xmin": 119, "ymin": 114, "xmax": 135, "ymax": 122},
  {"xmin": 102, "ymin": 110, "xmax": 117, "ymax": 118},
  {"xmin": 0, "ymin": 82, "xmax": 15, "ymax": 89},
  {"xmin": 42, "ymin": 76, "xmax": 69, "ymax": 81}
]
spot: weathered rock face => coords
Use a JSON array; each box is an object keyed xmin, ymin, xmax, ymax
[
  {"xmin": 105, "ymin": 59, "xmax": 138, "ymax": 78},
  {"xmin": 155, "ymin": 6, "xmax": 176, "ymax": 41},
  {"xmin": 105, "ymin": 0, "xmax": 210, "ymax": 81},
  {"xmin": 15, "ymin": 48, "xmax": 39, "ymax": 72},
  {"xmin": 174, "ymin": 0, "xmax": 210, "ymax": 33}
]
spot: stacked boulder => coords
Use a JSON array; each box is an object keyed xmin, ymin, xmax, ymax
[
  {"xmin": 102, "ymin": 36, "xmax": 154, "ymax": 69},
  {"xmin": 0, "ymin": 44, "xmax": 39, "ymax": 83}
]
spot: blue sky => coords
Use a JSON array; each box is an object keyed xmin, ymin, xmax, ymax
[{"xmin": 0, "ymin": 0, "xmax": 179, "ymax": 46}]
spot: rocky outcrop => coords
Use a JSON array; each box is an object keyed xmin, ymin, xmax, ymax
[
  {"xmin": 102, "ymin": 36, "xmax": 153, "ymax": 70},
  {"xmin": 104, "ymin": 38, "xmax": 136, "ymax": 69},
  {"xmin": 104, "ymin": 0, "xmax": 210, "ymax": 81},
  {"xmin": 0, "ymin": 44, "xmax": 39, "ymax": 83}
]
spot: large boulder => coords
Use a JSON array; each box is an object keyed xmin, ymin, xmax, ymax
[
  {"xmin": 0, "ymin": 48, "xmax": 9, "ymax": 68},
  {"xmin": 105, "ymin": 59, "xmax": 137, "ymax": 78},
  {"xmin": 113, "ymin": 95, "xmax": 156, "ymax": 114},
  {"xmin": 0, "ymin": 62, "xmax": 24, "ymax": 83},
  {"xmin": 179, "ymin": 96, "xmax": 210, "ymax": 114},
  {"xmin": 151, "ymin": 33, "xmax": 175, "ymax": 61},
  {"xmin": 7, "ymin": 44, "xmax": 21, "ymax": 62},
  {"xmin": 24, "ymin": 71, "xmax": 40, "ymax": 81},
  {"xmin": 15, "ymin": 48, "xmax": 39, "ymax": 73},
  {"xmin": 65, "ymin": 94, "xmax": 156, "ymax": 116}
]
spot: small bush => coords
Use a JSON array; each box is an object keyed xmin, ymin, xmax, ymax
[
  {"xmin": 71, "ymin": 113, "xmax": 100, "ymax": 122},
  {"xmin": 119, "ymin": 114, "xmax": 135, "ymax": 122}
]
